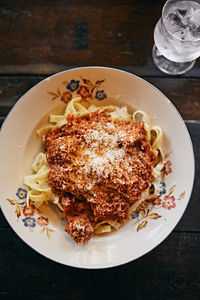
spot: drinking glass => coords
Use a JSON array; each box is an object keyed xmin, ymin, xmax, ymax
[{"xmin": 152, "ymin": 0, "xmax": 200, "ymax": 75}]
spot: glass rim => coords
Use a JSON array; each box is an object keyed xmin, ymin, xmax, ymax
[{"xmin": 161, "ymin": 0, "xmax": 200, "ymax": 42}]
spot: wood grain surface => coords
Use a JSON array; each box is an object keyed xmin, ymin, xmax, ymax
[
  {"xmin": 0, "ymin": 0, "xmax": 200, "ymax": 299},
  {"xmin": 0, "ymin": 0, "xmax": 165, "ymax": 69},
  {"xmin": 0, "ymin": 228, "xmax": 200, "ymax": 300},
  {"xmin": 0, "ymin": 0, "xmax": 199, "ymax": 76}
]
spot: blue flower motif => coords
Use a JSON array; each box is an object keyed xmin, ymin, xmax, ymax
[
  {"xmin": 16, "ymin": 188, "xmax": 27, "ymax": 200},
  {"xmin": 160, "ymin": 181, "xmax": 166, "ymax": 195},
  {"xmin": 131, "ymin": 211, "xmax": 139, "ymax": 220},
  {"xmin": 95, "ymin": 90, "xmax": 107, "ymax": 101},
  {"xmin": 22, "ymin": 217, "xmax": 36, "ymax": 228},
  {"xmin": 67, "ymin": 80, "xmax": 80, "ymax": 92}
]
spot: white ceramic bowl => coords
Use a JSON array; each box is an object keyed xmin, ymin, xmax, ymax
[{"xmin": 0, "ymin": 67, "xmax": 195, "ymax": 269}]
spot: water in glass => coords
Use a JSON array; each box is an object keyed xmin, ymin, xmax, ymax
[{"xmin": 153, "ymin": 0, "xmax": 200, "ymax": 74}]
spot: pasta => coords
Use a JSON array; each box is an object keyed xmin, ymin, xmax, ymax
[{"xmin": 24, "ymin": 97, "xmax": 165, "ymax": 243}]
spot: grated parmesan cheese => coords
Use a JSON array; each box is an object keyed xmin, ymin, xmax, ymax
[{"xmin": 81, "ymin": 130, "xmax": 126, "ymax": 179}]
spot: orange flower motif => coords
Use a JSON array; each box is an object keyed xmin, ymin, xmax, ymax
[
  {"xmin": 23, "ymin": 204, "xmax": 35, "ymax": 216},
  {"xmin": 61, "ymin": 91, "xmax": 72, "ymax": 103},
  {"xmin": 162, "ymin": 195, "xmax": 176, "ymax": 210},
  {"xmin": 77, "ymin": 85, "xmax": 91, "ymax": 98},
  {"xmin": 37, "ymin": 216, "xmax": 49, "ymax": 227}
]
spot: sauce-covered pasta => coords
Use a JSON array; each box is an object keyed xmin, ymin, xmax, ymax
[{"xmin": 24, "ymin": 97, "xmax": 165, "ymax": 244}]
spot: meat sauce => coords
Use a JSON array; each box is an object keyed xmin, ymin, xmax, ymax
[{"xmin": 45, "ymin": 113, "xmax": 154, "ymax": 243}]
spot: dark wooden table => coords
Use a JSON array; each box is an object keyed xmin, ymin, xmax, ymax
[{"xmin": 0, "ymin": 1, "xmax": 200, "ymax": 299}]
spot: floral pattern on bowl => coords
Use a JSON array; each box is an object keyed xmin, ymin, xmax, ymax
[
  {"xmin": 131, "ymin": 156, "xmax": 185, "ymax": 232},
  {"xmin": 48, "ymin": 77, "xmax": 107, "ymax": 103},
  {"xmin": 7, "ymin": 188, "xmax": 54, "ymax": 238}
]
